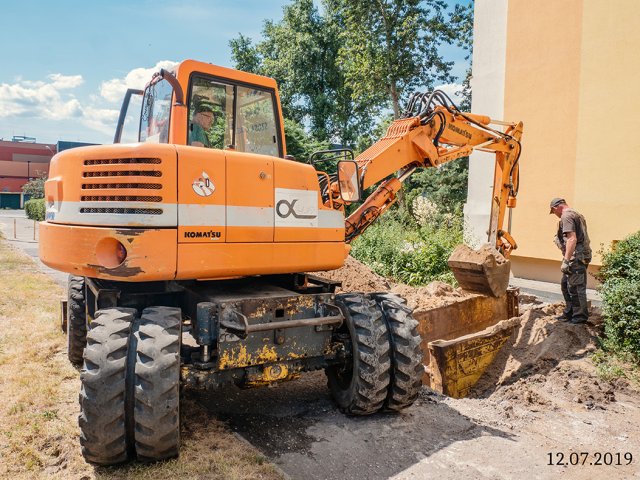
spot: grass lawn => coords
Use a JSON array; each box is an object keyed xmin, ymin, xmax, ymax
[{"xmin": 0, "ymin": 236, "xmax": 281, "ymax": 480}]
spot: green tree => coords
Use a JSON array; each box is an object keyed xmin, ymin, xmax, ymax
[
  {"xmin": 332, "ymin": 0, "xmax": 456, "ymax": 118},
  {"xmin": 399, "ymin": 1, "xmax": 473, "ymax": 214},
  {"xmin": 21, "ymin": 174, "xmax": 46, "ymax": 199},
  {"xmin": 284, "ymin": 118, "xmax": 329, "ymax": 161},
  {"xmin": 230, "ymin": 0, "xmax": 377, "ymax": 146}
]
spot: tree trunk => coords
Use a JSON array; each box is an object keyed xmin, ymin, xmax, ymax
[{"xmin": 390, "ymin": 82, "xmax": 400, "ymax": 119}]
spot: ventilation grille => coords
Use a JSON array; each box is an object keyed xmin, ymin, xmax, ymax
[
  {"xmin": 83, "ymin": 170, "xmax": 162, "ymax": 178},
  {"xmin": 81, "ymin": 195, "xmax": 162, "ymax": 202},
  {"xmin": 84, "ymin": 158, "xmax": 161, "ymax": 165},
  {"xmin": 79, "ymin": 157, "xmax": 167, "ymax": 217},
  {"xmin": 82, "ymin": 183, "xmax": 162, "ymax": 190},
  {"xmin": 79, "ymin": 207, "xmax": 163, "ymax": 215}
]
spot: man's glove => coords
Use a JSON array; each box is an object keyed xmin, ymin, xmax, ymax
[{"xmin": 560, "ymin": 259, "xmax": 571, "ymax": 274}]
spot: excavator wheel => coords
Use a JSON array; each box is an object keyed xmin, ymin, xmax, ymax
[
  {"xmin": 326, "ymin": 293, "xmax": 391, "ymax": 415},
  {"xmin": 79, "ymin": 307, "xmax": 136, "ymax": 465},
  {"xmin": 369, "ymin": 293, "xmax": 424, "ymax": 411},
  {"xmin": 131, "ymin": 306, "xmax": 182, "ymax": 462},
  {"xmin": 67, "ymin": 275, "xmax": 87, "ymax": 366},
  {"xmin": 79, "ymin": 306, "xmax": 182, "ymax": 465}
]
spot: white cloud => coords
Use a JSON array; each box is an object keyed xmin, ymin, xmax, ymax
[
  {"xmin": 0, "ymin": 61, "xmax": 178, "ymax": 140},
  {"xmin": 48, "ymin": 73, "xmax": 84, "ymax": 89},
  {"xmin": 0, "ymin": 75, "xmax": 84, "ymax": 119},
  {"xmin": 434, "ymin": 83, "xmax": 465, "ymax": 106},
  {"xmin": 100, "ymin": 60, "xmax": 178, "ymax": 103}
]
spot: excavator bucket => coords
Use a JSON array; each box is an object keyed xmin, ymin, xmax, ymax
[{"xmin": 448, "ymin": 244, "xmax": 511, "ymax": 298}]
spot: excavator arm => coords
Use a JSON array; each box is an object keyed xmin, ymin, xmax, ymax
[
  {"xmin": 328, "ymin": 90, "xmax": 523, "ymax": 296},
  {"xmin": 332, "ymin": 90, "xmax": 522, "ymax": 258}
]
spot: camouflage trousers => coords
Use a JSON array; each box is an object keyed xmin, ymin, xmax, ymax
[{"xmin": 560, "ymin": 260, "xmax": 589, "ymax": 322}]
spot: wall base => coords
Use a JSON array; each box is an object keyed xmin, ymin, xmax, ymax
[{"xmin": 511, "ymin": 255, "xmax": 601, "ymax": 290}]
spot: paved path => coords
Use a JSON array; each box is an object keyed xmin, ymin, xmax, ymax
[
  {"xmin": 510, "ymin": 276, "xmax": 601, "ymax": 306},
  {"xmin": 0, "ymin": 210, "xmax": 67, "ymax": 287}
]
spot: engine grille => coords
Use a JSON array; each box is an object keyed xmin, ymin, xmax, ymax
[
  {"xmin": 82, "ymin": 183, "xmax": 162, "ymax": 189},
  {"xmin": 83, "ymin": 158, "xmax": 161, "ymax": 165},
  {"xmin": 79, "ymin": 207, "xmax": 163, "ymax": 215},
  {"xmin": 83, "ymin": 170, "xmax": 162, "ymax": 177},
  {"xmin": 80, "ymin": 157, "xmax": 166, "ymax": 216}
]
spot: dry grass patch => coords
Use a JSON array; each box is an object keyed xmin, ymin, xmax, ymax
[{"xmin": 0, "ymin": 239, "xmax": 282, "ymax": 479}]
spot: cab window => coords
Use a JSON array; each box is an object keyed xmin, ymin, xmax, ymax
[
  {"xmin": 187, "ymin": 76, "xmax": 281, "ymax": 156},
  {"xmin": 236, "ymin": 86, "xmax": 279, "ymax": 156},
  {"xmin": 140, "ymin": 78, "xmax": 173, "ymax": 143},
  {"xmin": 188, "ymin": 77, "xmax": 233, "ymax": 149}
]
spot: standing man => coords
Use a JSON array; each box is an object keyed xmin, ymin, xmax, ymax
[
  {"xmin": 189, "ymin": 101, "xmax": 217, "ymax": 148},
  {"xmin": 550, "ymin": 198, "xmax": 592, "ymax": 324}
]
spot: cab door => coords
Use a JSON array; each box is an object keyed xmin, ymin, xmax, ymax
[{"xmin": 225, "ymin": 150, "xmax": 274, "ymax": 242}]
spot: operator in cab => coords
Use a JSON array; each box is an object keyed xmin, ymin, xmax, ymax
[{"xmin": 189, "ymin": 100, "xmax": 219, "ymax": 148}]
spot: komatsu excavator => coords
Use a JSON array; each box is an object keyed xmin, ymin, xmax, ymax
[{"xmin": 39, "ymin": 60, "xmax": 522, "ymax": 465}]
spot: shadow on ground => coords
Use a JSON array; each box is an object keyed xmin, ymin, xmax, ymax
[{"xmin": 189, "ymin": 371, "xmax": 514, "ymax": 480}]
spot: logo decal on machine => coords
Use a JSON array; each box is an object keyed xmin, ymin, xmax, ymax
[
  {"xmin": 275, "ymin": 189, "xmax": 318, "ymax": 228},
  {"xmin": 192, "ymin": 171, "xmax": 215, "ymax": 197},
  {"xmin": 276, "ymin": 199, "xmax": 317, "ymax": 219},
  {"xmin": 183, "ymin": 230, "xmax": 221, "ymax": 239}
]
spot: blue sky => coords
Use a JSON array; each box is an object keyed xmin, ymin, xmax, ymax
[{"xmin": 0, "ymin": 0, "xmax": 470, "ymax": 145}]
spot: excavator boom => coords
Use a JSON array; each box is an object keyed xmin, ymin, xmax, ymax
[{"xmin": 331, "ymin": 90, "xmax": 523, "ymax": 296}]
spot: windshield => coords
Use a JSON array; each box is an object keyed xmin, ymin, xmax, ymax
[
  {"xmin": 187, "ymin": 75, "xmax": 281, "ymax": 156},
  {"xmin": 140, "ymin": 78, "xmax": 173, "ymax": 143}
]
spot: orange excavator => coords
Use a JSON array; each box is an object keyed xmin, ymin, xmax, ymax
[{"xmin": 39, "ymin": 60, "xmax": 522, "ymax": 465}]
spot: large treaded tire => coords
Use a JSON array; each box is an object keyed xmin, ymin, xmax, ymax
[
  {"xmin": 370, "ymin": 293, "xmax": 424, "ymax": 411},
  {"xmin": 79, "ymin": 308, "xmax": 137, "ymax": 465},
  {"xmin": 67, "ymin": 275, "xmax": 87, "ymax": 366},
  {"xmin": 326, "ymin": 293, "xmax": 391, "ymax": 415},
  {"xmin": 132, "ymin": 306, "xmax": 181, "ymax": 462}
]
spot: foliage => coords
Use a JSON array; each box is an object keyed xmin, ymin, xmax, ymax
[
  {"xmin": 230, "ymin": 0, "xmax": 376, "ymax": 146},
  {"xmin": 21, "ymin": 174, "xmax": 46, "ymax": 199},
  {"xmin": 229, "ymin": 1, "xmax": 474, "ymax": 286},
  {"xmin": 283, "ymin": 118, "xmax": 329, "ymax": 161},
  {"xmin": 597, "ymin": 231, "xmax": 640, "ymax": 362},
  {"xmin": 350, "ymin": 206, "xmax": 463, "ymax": 285},
  {"xmin": 332, "ymin": 0, "xmax": 458, "ymax": 118},
  {"xmin": 402, "ymin": 157, "xmax": 469, "ymax": 215},
  {"xmin": 24, "ymin": 198, "xmax": 45, "ymax": 221}
]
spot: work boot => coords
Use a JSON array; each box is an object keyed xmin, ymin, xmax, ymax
[
  {"xmin": 555, "ymin": 314, "xmax": 572, "ymax": 322},
  {"xmin": 570, "ymin": 317, "xmax": 587, "ymax": 325}
]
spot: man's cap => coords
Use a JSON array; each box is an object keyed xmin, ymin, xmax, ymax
[
  {"xmin": 195, "ymin": 100, "xmax": 219, "ymax": 115},
  {"xmin": 549, "ymin": 197, "xmax": 566, "ymax": 214}
]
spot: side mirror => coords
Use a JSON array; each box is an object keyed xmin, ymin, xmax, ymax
[{"xmin": 337, "ymin": 160, "xmax": 361, "ymax": 203}]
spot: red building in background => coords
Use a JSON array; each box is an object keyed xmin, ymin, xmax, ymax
[
  {"xmin": 0, "ymin": 138, "xmax": 56, "ymax": 208},
  {"xmin": 0, "ymin": 138, "xmax": 56, "ymax": 191}
]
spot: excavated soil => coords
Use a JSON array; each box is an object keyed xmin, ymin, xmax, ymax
[
  {"xmin": 314, "ymin": 255, "xmax": 473, "ymax": 310},
  {"xmin": 448, "ymin": 243, "xmax": 508, "ymax": 266},
  {"xmin": 316, "ymin": 256, "xmax": 638, "ymax": 419}
]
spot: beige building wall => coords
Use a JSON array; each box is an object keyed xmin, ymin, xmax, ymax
[{"xmin": 468, "ymin": 0, "xmax": 640, "ymax": 287}]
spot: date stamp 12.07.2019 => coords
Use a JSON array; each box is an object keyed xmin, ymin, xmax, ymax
[{"xmin": 547, "ymin": 451, "xmax": 633, "ymax": 467}]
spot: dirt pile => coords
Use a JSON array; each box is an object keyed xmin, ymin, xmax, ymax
[
  {"xmin": 449, "ymin": 243, "xmax": 508, "ymax": 266},
  {"xmin": 391, "ymin": 281, "xmax": 470, "ymax": 311},
  {"xmin": 470, "ymin": 304, "xmax": 621, "ymax": 412},
  {"xmin": 313, "ymin": 256, "xmax": 474, "ymax": 310},
  {"xmin": 314, "ymin": 256, "xmax": 391, "ymax": 292}
]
